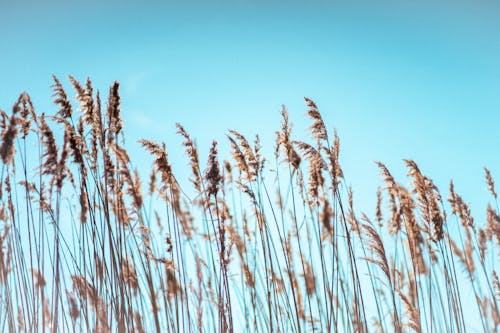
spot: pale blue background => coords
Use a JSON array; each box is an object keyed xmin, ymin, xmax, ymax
[{"xmin": 1, "ymin": 0, "xmax": 500, "ymax": 217}]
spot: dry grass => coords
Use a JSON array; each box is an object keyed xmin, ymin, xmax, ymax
[{"xmin": 0, "ymin": 77, "xmax": 498, "ymax": 332}]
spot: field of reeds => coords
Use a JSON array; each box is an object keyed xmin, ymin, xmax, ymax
[{"xmin": 0, "ymin": 77, "xmax": 498, "ymax": 332}]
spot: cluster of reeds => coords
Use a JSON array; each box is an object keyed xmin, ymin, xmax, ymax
[{"xmin": 0, "ymin": 77, "xmax": 498, "ymax": 332}]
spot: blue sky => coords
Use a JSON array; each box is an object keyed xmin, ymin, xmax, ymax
[{"xmin": 2, "ymin": 0, "xmax": 500, "ymax": 216}]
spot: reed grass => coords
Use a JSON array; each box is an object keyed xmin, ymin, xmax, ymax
[{"xmin": 0, "ymin": 77, "xmax": 498, "ymax": 332}]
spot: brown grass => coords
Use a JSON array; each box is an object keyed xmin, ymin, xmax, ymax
[{"xmin": 0, "ymin": 77, "xmax": 497, "ymax": 332}]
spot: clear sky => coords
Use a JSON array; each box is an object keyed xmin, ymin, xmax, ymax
[{"xmin": 2, "ymin": 0, "xmax": 500, "ymax": 216}]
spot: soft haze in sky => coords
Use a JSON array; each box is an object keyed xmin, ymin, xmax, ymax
[{"xmin": 2, "ymin": 0, "xmax": 500, "ymax": 216}]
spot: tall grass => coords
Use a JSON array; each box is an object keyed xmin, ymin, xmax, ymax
[{"xmin": 0, "ymin": 77, "xmax": 498, "ymax": 332}]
